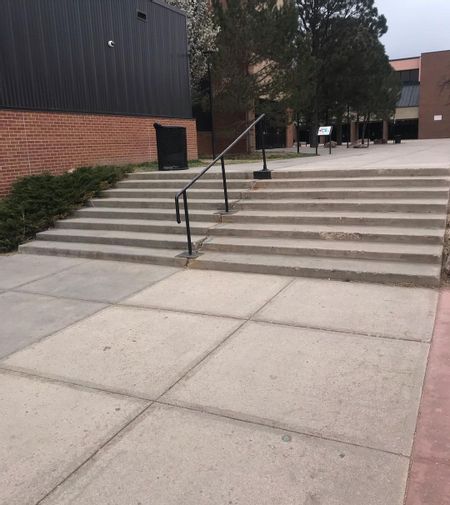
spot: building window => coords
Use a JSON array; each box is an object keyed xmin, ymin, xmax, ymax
[{"xmin": 398, "ymin": 69, "xmax": 419, "ymax": 84}]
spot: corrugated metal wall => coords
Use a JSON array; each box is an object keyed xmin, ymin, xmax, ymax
[{"xmin": 0, "ymin": 0, "xmax": 192, "ymax": 118}]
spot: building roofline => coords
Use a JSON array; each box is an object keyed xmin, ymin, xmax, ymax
[
  {"xmin": 152, "ymin": 0, "xmax": 187, "ymax": 17},
  {"xmin": 389, "ymin": 56, "xmax": 420, "ymax": 62},
  {"xmin": 421, "ymin": 49, "xmax": 450, "ymax": 55}
]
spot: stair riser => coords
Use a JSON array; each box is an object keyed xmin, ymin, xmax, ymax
[
  {"xmin": 118, "ymin": 181, "xmax": 253, "ymax": 190},
  {"xmin": 56, "ymin": 221, "xmax": 208, "ymax": 235},
  {"xmin": 255, "ymin": 179, "xmax": 450, "ymax": 189},
  {"xmin": 237, "ymin": 202, "xmax": 447, "ymax": 213},
  {"xmin": 128, "ymin": 172, "xmax": 251, "ymax": 180},
  {"xmin": 190, "ymin": 259, "xmax": 439, "ymax": 287},
  {"xmin": 103, "ymin": 190, "xmax": 243, "ymax": 199},
  {"xmin": 244, "ymin": 190, "xmax": 448, "ymax": 200},
  {"xmin": 90, "ymin": 200, "xmax": 225, "ymax": 210},
  {"xmin": 271, "ymin": 169, "xmax": 450, "ymax": 178},
  {"xmin": 209, "ymin": 228, "xmax": 442, "ymax": 244},
  {"xmin": 19, "ymin": 245, "xmax": 186, "ymax": 267},
  {"xmin": 202, "ymin": 242, "xmax": 440, "ymax": 263},
  {"xmin": 222, "ymin": 214, "xmax": 446, "ymax": 228},
  {"xmin": 74, "ymin": 209, "xmax": 219, "ymax": 222},
  {"xmin": 37, "ymin": 233, "xmax": 196, "ymax": 250}
]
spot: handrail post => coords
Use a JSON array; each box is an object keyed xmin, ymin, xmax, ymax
[
  {"xmin": 253, "ymin": 115, "xmax": 272, "ymax": 179},
  {"xmin": 220, "ymin": 156, "xmax": 229, "ymax": 213},
  {"xmin": 182, "ymin": 190, "xmax": 193, "ymax": 256},
  {"xmin": 261, "ymin": 117, "xmax": 268, "ymax": 172}
]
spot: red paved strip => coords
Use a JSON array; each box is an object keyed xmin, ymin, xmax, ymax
[{"xmin": 404, "ymin": 288, "xmax": 450, "ymax": 505}]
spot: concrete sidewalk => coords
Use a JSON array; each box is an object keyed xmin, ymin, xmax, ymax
[
  {"xmin": 220, "ymin": 138, "xmax": 450, "ymax": 172},
  {"xmin": 0, "ymin": 253, "xmax": 446, "ymax": 504}
]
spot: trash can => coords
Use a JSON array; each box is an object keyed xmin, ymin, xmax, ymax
[
  {"xmin": 394, "ymin": 135, "xmax": 402, "ymax": 144},
  {"xmin": 153, "ymin": 123, "xmax": 188, "ymax": 170}
]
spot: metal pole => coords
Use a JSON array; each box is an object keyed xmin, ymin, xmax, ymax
[
  {"xmin": 347, "ymin": 105, "xmax": 350, "ymax": 148},
  {"xmin": 329, "ymin": 134, "xmax": 332, "ymax": 155},
  {"xmin": 261, "ymin": 117, "xmax": 268, "ymax": 172},
  {"xmin": 296, "ymin": 112, "xmax": 300, "ymax": 153},
  {"xmin": 207, "ymin": 60, "xmax": 216, "ymax": 160},
  {"xmin": 220, "ymin": 156, "xmax": 229, "ymax": 213},
  {"xmin": 182, "ymin": 191, "xmax": 193, "ymax": 256}
]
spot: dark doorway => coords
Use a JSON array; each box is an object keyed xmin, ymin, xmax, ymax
[
  {"xmin": 389, "ymin": 119, "xmax": 419, "ymax": 140},
  {"xmin": 256, "ymin": 118, "xmax": 286, "ymax": 149}
]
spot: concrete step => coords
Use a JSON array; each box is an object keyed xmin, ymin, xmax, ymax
[
  {"xmin": 254, "ymin": 177, "xmax": 450, "ymax": 188},
  {"xmin": 237, "ymin": 199, "xmax": 448, "ymax": 213},
  {"xmin": 128, "ymin": 170, "xmax": 251, "ymax": 180},
  {"xmin": 36, "ymin": 228, "xmax": 200, "ymax": 250},
  {"xmin": 210, "ymin": 222, "xmax": 444, "ymax": 244},
  {"xmin": 74, "ymin": 207, "xmax": 219, "ymax": 222},
  {"xmin": 102, "ymin": 188, "xmax": 245, "ymax": 199},
  {"xmin": 222, "ymin": 210, "xmax": 446, "ymax": 228},
  {"xmin": 244, "ymin": 188, "xmax": 449, "ymax": 200},
  {"xmin": 19, "ymin": 241, "xmax": 187, "ymax": 267},
  {"xmin": 202, "ymin": 236, "xmax": 442, "ymax": 263},
  {"xmin": 117, "ymin": 179, "xmax": 253, "ymax": 189},
  {"xmin": 56, "ymin": 218, "xmax": 212, "ymax": 235},
  {"xmin": 191, "ymin": 251, "xmax": 441, "ymax": 287},
  {"xmin": 271, "ymin": 168, "xmax": 450, "ymax": 178},
  {"xmin": 90, "ymin": 198, "xmax": 233, "ymax": 210}
]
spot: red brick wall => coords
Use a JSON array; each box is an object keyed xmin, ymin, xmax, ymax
[
  {"xmin": 419, "ymin": 50, "xmax": 450, "ymax": 139},
  {"xmin": 0, "ymin": 109, "xmax": 198, "ymax": 196}
]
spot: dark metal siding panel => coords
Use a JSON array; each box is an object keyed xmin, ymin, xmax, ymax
[{"xmin": 0, "ymin": 0, "xmax": 192, "ymax": 118}]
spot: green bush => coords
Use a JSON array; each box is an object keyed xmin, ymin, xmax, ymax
[{"xmin": 0, "ymin": 165, "xmax": 132, "ymax": 253}]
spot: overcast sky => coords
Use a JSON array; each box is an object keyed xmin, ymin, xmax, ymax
[{"xmin": 375, "ymin": 0, "xmax": 450, "ymax": 59}]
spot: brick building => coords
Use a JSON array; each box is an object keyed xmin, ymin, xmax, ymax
[
  {"xmin": 0, "ymin": 0, "xmax": 198, "ymax": 196},
  {"xmin": 385, "ymin": 50, "xmax": 450, "ymax": 141}
]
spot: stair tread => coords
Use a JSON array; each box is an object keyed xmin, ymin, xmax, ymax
[
  {"xmin": 104, "ymin": 186, "xmax": 248, "ymax": 192},
  {"xmin": 205, "ymin": 236, "xmax": 442, "ymax": 254},
  {"xmin": 61, "ymin": 217, "xmax": 212, "ymax": 227},
  {"xmin": 20, "ymin": 241, "xmax": 187, "ymax": 264},
  {"xmin": 262, "ymin": 176, "xmax": 450, "ymax": 182},
  {"xmin": 214, "ymin": 222, "xmax": 444, "ymax": 237},
  {"xmin": 240, "ymin": 198, "xmax": 448, "ymax": 204},
  {"xmin": 193, "ymin": 251, "xmax": 441, "ymax": 278},
  {"xmin": 77, "ymin": 207, "xmax": 215, "ymax": 216},
  {"xmin": 231, "ymin": 210, "xmax": 445, "ymax": 219},
  {"xmin": 90, "ymin": 198, "xmax": 236, "ymax": 204},
  {"xmin": 38, "ymin": 228, "xmax": 203, "ymax": 241}
]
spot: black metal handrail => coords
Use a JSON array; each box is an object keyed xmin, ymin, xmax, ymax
[{"xmin": 175, "ymin": 113, "xmax": 268, "ymax": 257}]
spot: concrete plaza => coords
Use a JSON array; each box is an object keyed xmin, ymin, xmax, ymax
[
  {"xmin": 1, "ymin": 140, "xmax": 450, "ymax": 504},
  {"xmin": 0, "ymin": 252, "xmax": 445, "ymax": 504}
]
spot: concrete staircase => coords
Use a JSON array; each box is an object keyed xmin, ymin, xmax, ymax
[{"xmin": 20, "ymin": 167, "xmax": 450, "ymax": 286}]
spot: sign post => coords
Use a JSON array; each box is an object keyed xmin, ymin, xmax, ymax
[{"xmin": 317, "ymin": 126, "xmax": 333, "ymax": 155}]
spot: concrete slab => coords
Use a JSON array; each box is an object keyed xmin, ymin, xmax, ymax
[
  {"xmin": 0, "ymin": 291, "xmax": 105, "ymax": 358},
  {"xmin": 40, "ymin": 404, "xmax": 409, "ymax": 505},
  {"xmin": 0, "ymin": 253, "xmax": 85, "ymax": 290},
  {"xmin": 3, "ymin": 306, "xmax": 241, "ymax": 398},
  {"xmin": 123, "ymin": 269, "xmax": 292, "ymax": 318},
  {"xmin": 165, "ymin": 321, "xmax": 428, "ymax": 454},
  {"xmin": 18, "ymin": 259, "xmax": 179, "ymax": 303},
  {"xmin": 255, "ymin": 278, "xmax": 438, "ymax": 341},
  {"xmin": 0, "ymin": 371, "xmax": 147, "ymax": 505}
]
